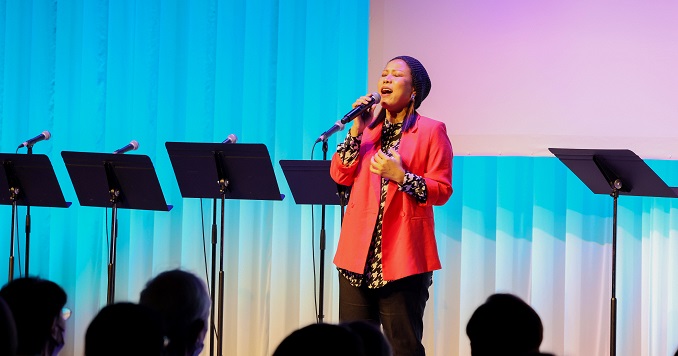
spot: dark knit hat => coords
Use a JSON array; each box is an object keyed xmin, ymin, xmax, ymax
[{"xmin": 391, "ymin": 55, "xmax": 431, "ymax": 109}]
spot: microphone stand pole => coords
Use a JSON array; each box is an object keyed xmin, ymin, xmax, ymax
[
  {"xmin": 211, "ymin": 150, "xmax": 228, "ymax": 356},
  {"xmin": 25, "ymin": 146, "xmax": 33, "ymax": 277},
  {"xmin": 4, "ymin": 161, "xmax": 19, "ymax": 281},
  {"xmin": 217, "ymin": 179, "xmax": 227, "ymax": 356},
  {"xmin": 610, "ymin": 180, "xmax": 620, "ymax": 356},
  {"xmin": 8, "ymin": 186, "xmax": 18, "ymax": 282},
  {"xmin": 105, "ymin": 162, "xmax": 120, "ymax": 305},
  {"xmin": 209, "ymin": 198, "xmax": 217, "ymax": 356},
  {"xmin": 318, "ymin": 141, "xmax": 329, "ymax": 323}
]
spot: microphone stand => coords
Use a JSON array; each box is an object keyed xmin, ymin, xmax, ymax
[
  {"xmin": 318, "ymin": 141, "xmax": 350, "ymax": 323},
  {"xmin": 8, "ymin": 188, "xmax": 17, "ymax": 281},
  {"xmin": 212, "ymin": 151, "xmax": 228, "ymax": 356},
  {"xmin": 209, "ymin": 197, "xmax": 217, "ymax": 356},
  {"xmin": 105, "ymin": 162, "xmax": 120, "ymax": 305},
  {"xmin": 610, "ymin": 180, "xmax": 620, "ymax": 356},
  {"xmin": 216, "ymin": 176, "xmax": 227, "ymax": 356},
  {"xmin": 3, "ymin": 160, "xmax": 20, "ymax": 281},
  {"xmin": 316, "ymin": 141, "xmax": 331, "ymax": 323},
  {"xmin": 25, "ymin": 146, "xmax": 33, "ymax": 277},
  {"xmin": 317, "ymin": 137, "xmax": 351, "ymax": 324}
]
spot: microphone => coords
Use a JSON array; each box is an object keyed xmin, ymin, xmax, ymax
[
  {"xmin": 316, "ymin": 93, "xmax": 381, "ymax": 143},
  {"xmin": 113, "ymin": 140, "xmax": 139, "ymax": 154},
  {"xmin": 17, "ymin": 130, "xmax": 51, "ymax": 149},
  {"xmin": 340, "ymin": 92, "xmax": 381, "ymax": 125},
  {"xmin": 222, "ymin": 134, "xmax": 237, "ymax": 144}
]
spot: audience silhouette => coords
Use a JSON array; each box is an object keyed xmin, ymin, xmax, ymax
[
  {"xmin": 273, "ymin": 322, "xmax": 366, "ymax": 356},
  {"xmin": 466, "ymin": 293, "xmax": 555, "ymax": 356},
  {"xmin": 139, "ymin": 269, "xmax": 210, "ymax": 356},
  {"xmin": 0, "ymin": 296, "xmax": 17, "ymax": 356},
  {"xmin": 0, "ymin": 272, "xmax": 575, "ymax": 356},
  {"xmin": 0, "ymin": 277, "xmax": 67, "ymax": 356},
  {"xmin": 85, "ymin": 302, "xmax": 165, "ymax": 356},
  {"xmin": 341, "ymin": 320, "xmax": 392, "ymax": 356}
]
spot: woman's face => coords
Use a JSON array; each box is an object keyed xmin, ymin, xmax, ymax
[{"xmin": 378, "ymin": 59, "xmax": 414, "ymax": 113}]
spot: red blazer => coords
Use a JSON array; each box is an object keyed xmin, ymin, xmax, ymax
[{"xmin": 330, "ymin": 115, "xmax": 453, "ymax": 281}]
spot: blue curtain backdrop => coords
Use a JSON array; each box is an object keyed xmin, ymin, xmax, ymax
[{"xmin": 2, "ymin": 1, "xmax": 678, "ymax": 356}]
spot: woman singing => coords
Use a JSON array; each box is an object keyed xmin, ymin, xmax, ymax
[{"xmin": 330, "ymin": 55, "xmax": 453, "ymax": 355}]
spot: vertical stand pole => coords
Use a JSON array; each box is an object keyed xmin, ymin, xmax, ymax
[
  {"xmin": 4, "ymin": 160, "xmax": 19, "ymax": 282},
  {"xmin": 104, "ymin": 160, "xmax": 121, "ymax": 305},
  {"xmin": 25, "ymin": 146, "xmax": 33, "ymax": 277},
  {"xmin": 210, "ymin": 198, "xmax": 217, "ymax": 356},
  {"xmin": 319, "ymin": 206, "xmax": 326, "ymax": 323},
  {"xmin": 8, "ymin": 189, "xmax": 18, "ymax": 282},
  {"xmin": 217, "ymin": 182, "xmax": 226, "ymax": 356},
  {"xmin": 610, "ymin": 180, "xmax": 620, "ymax": 356},
  {"xmin": 318, "ymin": 141, "xmax": 329, "ymax": 323},
  {"xmin": 107, "ymin": 192, "xmax": 119, "ymax": 305}
]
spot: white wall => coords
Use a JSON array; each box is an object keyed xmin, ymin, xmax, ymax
[{"xmin": 369, "ymin": 0, "xmax": 678, "ymax": 159}]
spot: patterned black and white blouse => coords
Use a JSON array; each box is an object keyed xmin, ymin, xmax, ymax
[{"xmin": 336, "ymin": 119, "xmax": 428, "ymax": 288}]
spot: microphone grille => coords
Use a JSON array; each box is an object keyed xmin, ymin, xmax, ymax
[
  {"xmin": 130, "ymin": 140, "xmax": 139, "ymax": 150},
  {"xmin": 371, "ymin": 92, "xmax": 381, "ymax": 104},
  {"xmin": 222, "ymin": 134, "xmax": 238, "ymax": 144},
  {"xmin": 43, "ymin": 131, "xmax": 52, "ymax": 140}
]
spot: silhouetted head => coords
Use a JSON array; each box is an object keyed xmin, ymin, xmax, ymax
[
  {"xmin": 0, "ymin": 296, "xmax": 17, "ymax": 356},
  {"xmin": 0, "ymin": 277, "xmax": 67, "ymax": 356},
  {"xmin": 139, "ymin": 269, "xmax": 210, "ymax": 356},
  {"xmin": 273, "ymin": 323, "xmax": 366, "ymax": 356},
  {"xmin": 85, "ymin": 302, "xmax": 165, "ymax": 356},
  {"xmin": 466, "ymin": 293, "xmax": 544, "ymax": 356},
  {"xmin": 341, "ymin": 320, "xmax": 392, "ymax": 356}
]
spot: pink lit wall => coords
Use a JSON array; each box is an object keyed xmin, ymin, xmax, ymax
[{"xmin": 369, "ymin": 0, "xmax": 678, "ymax": 158}]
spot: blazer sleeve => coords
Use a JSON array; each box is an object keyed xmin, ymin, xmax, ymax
[
  {"xmin": 421, "ymin": 121, "xmax": 453, "ymax": 207},
  {"xmin": 330, "ymin": 151, "xmax": 359, "ymax": 186}
]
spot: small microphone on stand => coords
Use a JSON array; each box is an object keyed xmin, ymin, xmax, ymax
[
  {"xmin": 113, "ymin": 140, "xmax": 139, "ymax": 154},
  {"xmin": 17, "ymin": 131, "xmax": 51, "ymax": 149},
  {"xmin": 222, "ymin": 134, "xmax": 238, "ymax": 144}
]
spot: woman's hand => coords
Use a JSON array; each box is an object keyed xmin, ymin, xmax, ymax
[
  {"xmin": 370, "ymin": 148, "xmax": 405, "ymax": 184},
  {"xmin": 349, "ymin": 94, "xmax": 376, "ymax": 136}
]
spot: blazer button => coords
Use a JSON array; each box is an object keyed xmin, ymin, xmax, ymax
[{"xmin": 401, "ymin": 212, "xmax": 405, "ymax": 217}]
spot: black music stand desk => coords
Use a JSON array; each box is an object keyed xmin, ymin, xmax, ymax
[
  {"xmin": 166, "ymin": 142, "xmax": 282, "ymax": 356},
  {"xmin": 549, "ymin": 148, "xmax": 678, "ymax": 356},
  {"xmin": 280, "ymin": 160, "xmax": 348, "ymax": 206},
  {"xmin": 0, "ymin": 153, "xmax": 71, "ymax": 281},
  {"xmin": 166, "ymin": 142, "xmax": 283, "ymax": 201},
  {"xmin": 61, "ymin": 151, "xmax": 171, "ymax": 304}
]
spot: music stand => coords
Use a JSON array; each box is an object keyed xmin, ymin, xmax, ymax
[
  {"xmin": 280, "ymin": 159, "xmax": 350, "ymax": 323},
  {"xmin": 0, "ymin": 154, "xmax": 71, "ymax": 281},
  {"xmin": 549, "ymin": 148, "xmax": 678, "ymax": 356},
  {"xmin": 165, "ymin": 142, "xmax": 283, "ymax": 356},
  {"xmin": 61, "ymin": 151, "xmax": 172, "ymax": 304}
]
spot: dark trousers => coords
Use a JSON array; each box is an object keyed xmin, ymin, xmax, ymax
[{"xmin": 338, "ymin": 271, "xmax": 433, "ymax": 356}]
